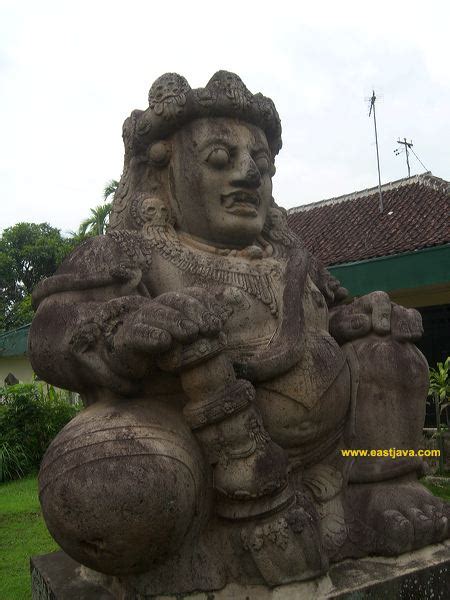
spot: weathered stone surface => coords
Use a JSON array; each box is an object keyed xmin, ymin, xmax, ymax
[
  {"xmin": 29, "ymin": 71, "xmax": 450, "ymax": 595},
  {"xmin": 31, "ymin": 552, "xmax": 114, "ymax": 599},
  {"xmin": 32, "ymin": 542, "xmax": 450, "ymax": 599}
]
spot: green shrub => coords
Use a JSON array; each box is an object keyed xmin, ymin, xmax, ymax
[{"xmin": 0, "ymin": 383, "xmax": 81, "ymax": 481}]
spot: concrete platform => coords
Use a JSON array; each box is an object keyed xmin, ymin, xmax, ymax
[{"xmin": 31, "ymin": 541, "xmax": 450, "ymax": 599}]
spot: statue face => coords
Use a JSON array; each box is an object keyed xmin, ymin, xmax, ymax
[{"xmin": 169, "ymin": 118, "xmax": 273, "ymax": 248}]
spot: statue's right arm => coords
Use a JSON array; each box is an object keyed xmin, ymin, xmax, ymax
[
  {"xmin": 29, "ymin": 235, "xmax": 225, "ymax": 398},
  {"xmin": 29, "ymin": 235, "xmax": 149, "ymax": 396}
]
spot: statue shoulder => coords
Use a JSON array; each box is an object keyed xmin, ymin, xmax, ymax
[
  {"xmin": 57, "ymin": 231, "xmax": 153, "ymax": 276},
  {"xmin": 32, "ymin": 231, "xmax": 153, "ymax": 309}
]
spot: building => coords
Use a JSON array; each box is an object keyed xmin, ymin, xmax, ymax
[
  {"xmin": 287, "ymin": 172, "xmax": 450, "ymax": 366},
  {"xmin": 0, "ymin": 323, "xmax": 33, "ymax": 384}
]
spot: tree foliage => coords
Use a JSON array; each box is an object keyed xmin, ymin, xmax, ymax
[
  {"xmin": 76, "ymin": 202, "xmax": 112, "ymax": 238},
  {"xmin": 0, "ymin": 223, "xmax": 72, "ymax": 331},
  {"xmin": 103, "ymin": 179, "xmax": 119, "ymax": 201},
  {"xmin": 428, "ymin": 357, "xmax": 450, "ymax": 405},
  {"xmin": 428, "ymin": 357, "xmax": 450, "ymax": 474},
  {"xmin": 0, "ymin": 180, "xmax": 118, "ymax": 332},
  {"xmin": 72, "ymin": 180, "xmax": 116, "ymax": 240}
]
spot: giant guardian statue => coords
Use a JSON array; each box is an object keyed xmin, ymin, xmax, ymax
[{"xmin": 30, "ymin": 71, "xmax": 449, "ymax": 597}]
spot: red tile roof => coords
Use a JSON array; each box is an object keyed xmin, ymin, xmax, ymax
[{"xmin": 287, "ymin": 173, "xmax": 450, "ymax": 266}]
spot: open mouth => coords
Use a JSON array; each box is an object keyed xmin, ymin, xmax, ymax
[{"xmin": 221, "ymin": 191, "xmax": 260, "ymax": 216}]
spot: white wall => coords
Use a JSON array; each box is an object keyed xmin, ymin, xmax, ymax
[{"xmin": 0, "ymin": 356, "xmax": 34, "ymax": 384}]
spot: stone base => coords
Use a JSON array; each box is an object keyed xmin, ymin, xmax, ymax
[
  {"xmin": 31, "ymin": 541, "xmax": 450, "ymax": 599},
  {"xmin": 31, "ymin": 552, "xmax": 114, "ymax": 600}
]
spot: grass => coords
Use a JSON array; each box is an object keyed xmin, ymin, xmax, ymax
[
  {"xmin": 0, "ymin": 474, "xmax": 57, "ymax": 600},
  {"xmin": 0, "ymin": 475, "xmax": 449, "ymax": 599},
  {"xmin": 422, "ymin": 478, "xmax": 450, "ymax": 502}
]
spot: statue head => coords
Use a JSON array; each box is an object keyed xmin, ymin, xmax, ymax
[
  {"xmin": 168, "ymin": 117, "xmax": 274, "ymax": 247},
  {"xmin": 109, "ymin": 71, "xmax": 291, "ymax": 249}
]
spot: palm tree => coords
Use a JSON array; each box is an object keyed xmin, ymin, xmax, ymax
[
  {"xmin": 73, "ymin": 180, "xmax": 118, "ymax": 240},
  {"xmin": 78, "ymin": 202, "xmax": 112, "ymax": 237},
  {"xmin": 103, "ymin": 179, "xmax": 119, "ymax": 201}
]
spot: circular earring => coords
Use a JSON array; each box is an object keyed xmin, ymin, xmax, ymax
[{"xmin": 148, "ymin": 141, "xmax": 171, "ymax": 167}]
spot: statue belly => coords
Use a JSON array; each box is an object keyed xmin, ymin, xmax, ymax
[{"xmin": 255, "ymin": 331, "xmax": 351, "ymax": 453}]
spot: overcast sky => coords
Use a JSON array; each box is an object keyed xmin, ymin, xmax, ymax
[{"xmin": 1, "ymin": 0, "xmax": 449, "ymax": 235}]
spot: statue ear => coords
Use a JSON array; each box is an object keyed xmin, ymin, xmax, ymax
[{"xmin": 148, "ymin": 140, "xmax": 172, "ymax": 167}]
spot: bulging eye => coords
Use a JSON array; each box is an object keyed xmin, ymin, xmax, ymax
[
  {"xmin": 206, "ymin": 147, "xmax": 230, "ymax": 168},
  {"xmin": 254, "ymin": 155, "xmax": 270, "ymax": 174}
]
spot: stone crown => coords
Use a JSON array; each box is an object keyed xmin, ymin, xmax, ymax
[{"xmin": 124, "ymin": 71, "xmax": 282, "ymax": 158}]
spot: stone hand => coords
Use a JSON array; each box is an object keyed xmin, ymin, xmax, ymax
[
  {"xmin": 329, "ymin": 291, "xmax": 423, "ymax": 344},
  {"xmin": 112, "ymin": 287, "xmax": 229, "ymax": 363}
]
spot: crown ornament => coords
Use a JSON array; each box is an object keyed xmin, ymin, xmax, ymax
[{"xmin": 124, "ymin": 71, "xmax": 282, "ymax": 157}]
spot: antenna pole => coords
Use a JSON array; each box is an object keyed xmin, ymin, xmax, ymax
[
  {"xmin": 397, "ymin": 138, "xmax": 413, "ymax": 177},
  {"xmin": 369, "ymin": 91, "xmax": 383, "ymax": 212},
  {"xmin": 405, "ymin": 138, "xmax": 411, "ymax": 177}
]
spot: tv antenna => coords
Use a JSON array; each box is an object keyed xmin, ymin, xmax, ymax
[
  {"xmin": 394, "ymin": 138, "xmax": 429, "ymax": 176},
  {"xmin": 395, "ymin": 138, "xmax": 413, "ymax": 177},
  {"xmin": 366, "ymin": 90, "xmax": 383, "ymax": 212}
]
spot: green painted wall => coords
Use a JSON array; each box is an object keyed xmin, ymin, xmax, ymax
[
  {"xmin": 0, "ymin": 324, "xmax": 30, "ymax": 357},
  {"xmin": 329, "ymin": 244, "xmax": 450, "ymax": 298}
]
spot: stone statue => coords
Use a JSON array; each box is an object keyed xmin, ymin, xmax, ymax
[{"xmin": 29, "ymin": 71, "xmax": 450, "ymax": 597}]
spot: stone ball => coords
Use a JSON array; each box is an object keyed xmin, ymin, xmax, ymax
[{"xmin": 39, "ymin": 397, "xmax": 209, "ymax": 575}]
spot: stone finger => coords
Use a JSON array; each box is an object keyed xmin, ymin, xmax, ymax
[
  {"xmin": 329, "ymin": 313, "xmax": 371, "ymax": 344},
  {"xmin": 157, "ymin": 291, "xmax": 222, "ymax": 336},
  {"xmin": 184, "ymin": 287, "xmax": 233, "ymax": 325},
  {"xmin": 137, "ymin": 303, "xmax": 200, "ymax": 343},
  {"xmin": 422, "ymin": 503, "xmax": 448, "ymax": 541},
  {"xmin": 122, "ymin": 322, "xmax": 172, "ymax": 354},
  {"xmin": 367, "ymin": 292, "xmax": 392, "ymax": 335},
  {"xmin": 378, "ymin": 510, "xmax": 414, "ymax": 554},
  {"xmin": 405, "ymin": 507, "xmax": 435, "ymax": 548},
  {"xmin": 391, "ymin": 305, "xmax": 423, "ymax": 342}
]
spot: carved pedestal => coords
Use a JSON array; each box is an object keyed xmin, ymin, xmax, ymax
[{"xmin": 32, "ymin": 542, "xmax": 450, "ymax": 600}]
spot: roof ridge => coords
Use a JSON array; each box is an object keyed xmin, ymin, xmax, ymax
[{"xmin": 288, "ymin": 172, "xmax": 449, "ymax": 214}]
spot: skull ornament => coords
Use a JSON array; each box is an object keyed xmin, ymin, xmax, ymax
[{"xmin": 139, "ymin": 196, "xmax": 170, "ymax": 227}]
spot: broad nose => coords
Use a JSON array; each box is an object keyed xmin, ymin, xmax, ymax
[{"xmin": 231, "ymin": 154, "xmax": 261, "ymax": 189}]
